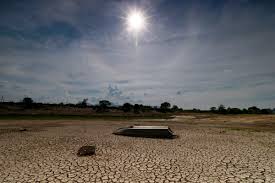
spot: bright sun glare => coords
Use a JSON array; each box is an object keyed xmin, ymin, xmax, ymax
[{"xmin": 126, "ymin": 9, "xmax": 146, "ymax": 33}]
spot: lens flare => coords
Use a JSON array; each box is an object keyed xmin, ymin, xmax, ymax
[
  {"xmin": 127, "ymin": 10, "xmax": 145, "ymax": 32},
  {"xmin": 122, "ymin": 7, "xmax": 150, "ymax": 46},
  {"xmin": 126, "ymin": 9, "xmax": 147, "ymax": 33}
]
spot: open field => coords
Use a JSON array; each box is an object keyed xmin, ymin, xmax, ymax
[{"xmin": 0, "ymin": 114, "xmax": 275, "ymax": 182}]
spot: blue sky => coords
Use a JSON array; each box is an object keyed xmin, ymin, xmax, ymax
[{"xmin": 1, "ymin": 0, "xmax": 275, "ymax": 109}]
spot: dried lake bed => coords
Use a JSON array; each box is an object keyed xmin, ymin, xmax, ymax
[{"xmin": 0, "ymin": 114, "xmax": 275, "ymax": 183}]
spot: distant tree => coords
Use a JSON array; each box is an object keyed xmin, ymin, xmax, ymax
[
  {"xmin": 227, "ymin": 107, "xmax": 231, "ymax": 113},
  {"xmin": 133, "ymin": 104, "xmax": 141, "ymax": 114},
  {"xmin": 122, "ymin": 103, "xmax": 133, "ymax": 112},
  {"xmin": 228, "ymin": 107, "xmax": 242, "ymax": 114},
  {"xmin": 260, "ymin": 108, "xmax": 272, "ymax": 114},
  {"xmin": 99, "ymin": 100, "xmax": 111, "ymax": 107},
  {"xmin": 218, "ymin": 104, "xmax": 227, "ymax": 114},
  {"xmin": 248, "ymin": 106, "xmax": 260, "ymax": 114},
  {"xmin": 210, "ymin": 107, "xmax": 217, "ymax": 113},
  {"xmin": 80, "ymin": 98, "xmax": 88, "ymax": 107},
  {"xmin": 142, "ymin": 105, "xmax": 154, "ymax": 112},
  {"xmin": 242, "ymin": 108, "xmax": 248, "ymax": 114},
  {"xmin": 171, "ymin": 105, "xmax": 179, "ymax": 112},
  {"xmin": 22, "ymin": 97, "xmax": 33, "ymax": 108},
  {"xmin": 58, "ymin": 102, "xmax": 64, "ymax": 106},
  {"xmin": 218, "ymin": 104, "xmax": 225, "ymax": 110},
  {"xmin": 160, "ymin": 102, "xmax": 171, "ymax": 112},
  {"xmin": 97, "ymin": 100, "xmax": 111, "ymax": 112},
  {"xmin": 139, "ymin": 104, "xmax": 146, "ymax": 112}
]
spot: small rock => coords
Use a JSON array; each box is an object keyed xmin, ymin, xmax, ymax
[
  {"xmin": 19, "ymin": 128, "xmax": 27, "ymax": 132},
  {"xmin": 77, "ymin": 145, "xmax": 96, "ymax": 156},
  {"xmin": 219, "ymin": 130, "xmax": 226, "ymax": 133}
]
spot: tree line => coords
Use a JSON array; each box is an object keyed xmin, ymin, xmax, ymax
[
  {"xmin": 184, "ymin": 105, "xmax": 274, "ymax": 114},
  {"xmin": 209, "ymin": 105, "xmax": 274, "ymax": 114},
  {"xmin": 1, "ymin": 97, "xmax": 274, "ymax": 114},
  {"xmin": 1, "ymin": 97, "xmax": 183, "ymax": 113}
]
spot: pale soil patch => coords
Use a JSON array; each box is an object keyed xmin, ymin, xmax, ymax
[
  {"xmin": 172, "ymin": 114, "xmax": 275, "ymax": 123},
  {"xmin": 170, "ymin": 114, "xmax": 275, "ymax": 132}
]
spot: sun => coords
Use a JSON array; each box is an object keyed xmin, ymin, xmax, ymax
[
  {"xmin": 126, "ymin": 9, "xmax": 147, "ymax": 33},
  {"xmin": 122, "ymin": 7, "xmax": 150, "ymax": 46}
]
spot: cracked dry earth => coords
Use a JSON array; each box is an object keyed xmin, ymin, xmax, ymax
[{"xmin": 0, "ymin": 120, "xmax": 275, "ymax": 183}]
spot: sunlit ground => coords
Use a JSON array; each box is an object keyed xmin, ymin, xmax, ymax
[{"xmin": 0, "ymin": 114, "xmax": 275, "ymax": 182}]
